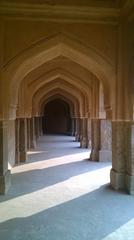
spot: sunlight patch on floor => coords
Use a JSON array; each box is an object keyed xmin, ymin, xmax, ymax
[
  {"xmin": 0, "ymin": 165, "xmax": 110, "ymax": 222},
  {"xmin": 27, "ymin": 150, "xmax": 48, "ymax": 155},
  {"xmin": 11, "ymin": 152, "xmax": 90, "ymax": 174}
]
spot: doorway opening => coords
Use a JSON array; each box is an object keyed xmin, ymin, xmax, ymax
[{"xmin": 43, "ymin": 98, "xmax": 71, "ymax": 135}]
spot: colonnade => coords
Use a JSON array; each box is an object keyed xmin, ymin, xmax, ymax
[{"xmin": 15, "ymin": 117, "xmax": 43, "ymax": 164}]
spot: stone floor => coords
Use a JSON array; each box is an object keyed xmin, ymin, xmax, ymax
[{"xmin": 0, "ymin": 135, "xmax": 134, "ymax": 240}]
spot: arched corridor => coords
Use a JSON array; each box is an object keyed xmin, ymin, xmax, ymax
[
  {"xmin": 0, "ymin": 1, "xmax": 134, "ymax": 239},
  {"xmin": 1, "ymin": 135, "xmax": 134, "ymax": 240}
]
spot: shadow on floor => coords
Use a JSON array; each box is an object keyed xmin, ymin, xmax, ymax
[
  {"xmin": 27, "ymin": 149, "xmax": 90, "ymax": 163},
  {"xmin": 0, "ymin": 185, "xmax": 134, "ymax": 240},
  {"xmin": 0, "ymin": 159, "xmax": 111, "ymax": 203}
]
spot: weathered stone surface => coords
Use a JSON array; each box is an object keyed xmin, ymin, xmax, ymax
[
  {"xmin": 80, "ymin": 118, "xmax": 88, "ymax": 148},
  {"xmin": 30, "ymin": 118, "xmax": 36, "ymax": 149},
  {"xmin": 0, "ymin": 121, "xmax": 11, "ymax": 194},
  {"xmin": 75, "ymin": 118, "xmax": 81, "ymax": 142},
  {"xmin": 90, "ymin": 119, "xmax": 100, "ymax": 161},
  {"xmin": 19, "ymin": 118, "xmax": 27, "ymax": 162},
  {"xmin": 110, "ymin": 121, "xmax": 131, "ymax": 191},
  {"xmin": 99, "ymin": 119, "xmax": 112, "ymax": 162}
]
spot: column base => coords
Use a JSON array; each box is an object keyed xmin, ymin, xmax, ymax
[
  {"xmin": 0, "ymin": 170, "xmax": 11, "ymax": 194},
  {"xmin": 126, "ymin": 174, "xmax": 134, "ymax": 195},
  {"xmin": 20, "ymin": 151, "xmax": 27, "ymax": 163},
  {"xmin": 99, "ymin": 150, "xmax": 112, "ymax": 162},
  {"xmin": 90, "ymin": 149, "xmax": 99, "ymax": 161},
  {"xmin": 110, "ymin": 168, "xmax": 125, "ymax": 190}
]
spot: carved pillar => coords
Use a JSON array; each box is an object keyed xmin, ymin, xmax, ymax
[
  {"xmin": 99, "ymin": 119, "xmax": 112, "ymax": 162},
  {"xmin": 30, "ymin": 117, "xmax": 36, "ymax": 149},
  {"xmin": 15, "ymin": 119, "xmax": 20, "ymax": 164},
  {"xmin": 110, "ymin": 121, "xmax": 129, "ymax": 191},
  {"xmin": 90, "ymin": 119, "xmax": 100, "ymax": 161},
  {"xmin": 19, "ymin": 118, "xmax": 27, "ymax": 162},
  {"xmin": 80, "ymin": 118, "xmax": 88, "ymax": 148},
  {"xmin": 0, "ymin": 120, "xmax": 11, "ymax": 194}
]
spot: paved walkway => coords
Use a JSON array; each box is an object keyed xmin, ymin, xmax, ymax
[{"xmin": 0, "ymin": 135, "xmax": 134, "ymax": 240}]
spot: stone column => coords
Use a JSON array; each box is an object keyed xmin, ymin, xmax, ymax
[
  {"xmin": 110, "ymin": 121, "xmax": 129, "ymax": 191},
  {"xmin": 75, "ymin": 118, "xmax": 80, "ymax": 142},
  {"xmin": 79, "ymin": 118, "xmax": 83, "ymax": 142},
  {"xmin": 39, "ymin": 116, "xmax": 43, "ymax": 136},
  {"xmin": 71, "ymin": 118, "xmax": 76, "ymax": 136},
  {"xmin": 29, "ymin": 117, "xmax": 36, "ymax": 149},
  {"xmin": 80, "ymin": 118, "xmax": 88, "ymax": 148},
  {"xmin": 126, "ymin": 122, "xmax": 134, "ymax": 194},
  {"xmin": 87, "ymin": 118, "xmax": 91, "ymax": 149},
  {"xmin": 15, "ymin": 119, "xmax": 20, "ymax": 164},
  {"xmin": 90, "ymin": 119, "xmax": 100, "ymax": 161},
  {"xmin": 0, "ymin": 120, "xmax": 11, "ymax": 194},
  {"xmin": 99, "ymin": 119, "xmax": 112, "ymax": 162},
  {"xmin": 34, "ymin": 117, "xmax": 40, "ymax": 140},
  {"xmin": 19, "ymin": 118, "xmax": 27, "ymax": 163},
  {"xmin": 27, "ymin": 118, "xmax": 31, "ymax": 150}
]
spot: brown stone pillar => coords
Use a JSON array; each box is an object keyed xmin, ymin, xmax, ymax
[
  {"xmin": 19, "ymin": 118, "xmax": 27, "ymax": 162},
  {"xmin": 34, "ymin": 117, "xmax": 40, "ymax": 140},
  {"xmin": 39, "ymin": 116, "xmax": 43, "ymax": 136},
  {"xmin": 75, "ymin": 118, "xmax": 80, "ymax": 142},
  {"xmin": 99, "ymin": 119, "xmax": 112, "ymax": 162},
  {"xmin": 79, "ymin": 118, "xmax": 83, "ymax": 142},
  {"xmin": 0, "ymin": 120, "xmax": 11, "ymax": 194},
  {"xmin": 80, "ymin": 118, "xmax": 88, "ymax": 148},
  {"xmin": 27, "ymin": 118, "xmax": 31, "ymax": 150},
  {"xmin": 87, "ymin": 118, "xmax": 91, "ymax": 149},
  {"xmin": 90, "ymin": 119, "xmax": 100, "ymax": 161},
  {"xmin": 30, "ymin": 117, "xmax": 36, "ymax": 149},
  {"xmin": 110, "ymin": 121, "xmax": 129, "ymax": 191},
  {"xmin": 71, "ymin": 118, "xmax": 76, "ymax": 136},
  {"xmin": 126, "ymin": 122, "xmax": 134, "ymax": 194},
  {"xmin": 15, "ymin": 119, "xmax": 20, "ymax": 164}
]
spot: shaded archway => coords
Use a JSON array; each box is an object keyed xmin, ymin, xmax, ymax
[{"xmin": 44, "ymin": 98, "xmax": 71, "ymax": 135}]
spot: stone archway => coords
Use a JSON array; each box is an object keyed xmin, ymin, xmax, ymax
[{"xmin": 1, "ymin": 32, "xmax": 114, "ymax": 119}]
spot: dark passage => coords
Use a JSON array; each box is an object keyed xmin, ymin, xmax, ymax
[{"xmin": 43, "ymin": 99, "xmax": 71, "ymax": 134}]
